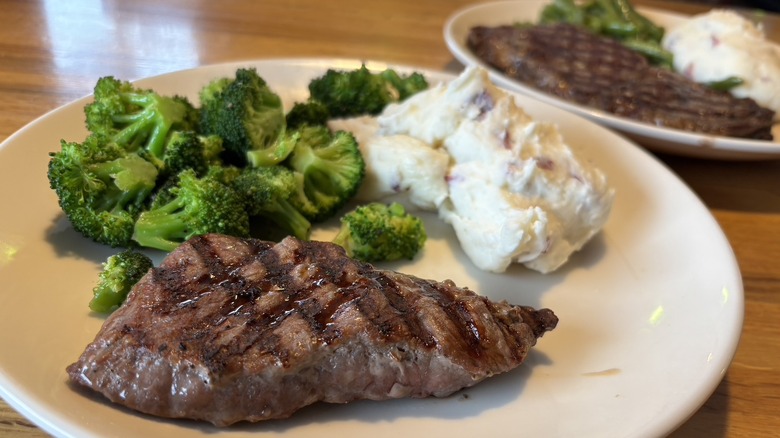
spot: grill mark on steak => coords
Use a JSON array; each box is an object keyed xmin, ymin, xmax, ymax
[
  {"xmin": 67, "ymin": 234, "xmax": 557, "ymax": 426},
  {"xmin": 467, "ymin": 23, "xmax": 775, "ymax": 140}
]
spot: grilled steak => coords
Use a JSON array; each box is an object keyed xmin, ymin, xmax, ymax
[
  {"xmin": 67, "ymin": 234, "xmax": 558, "ymax": 426},
  {"xmin": 467, "ymin": 23, "xmax": 775, "ymax": 140}
]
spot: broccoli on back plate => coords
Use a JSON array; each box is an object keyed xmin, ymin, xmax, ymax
[
  {"xmin": 89, "ymin": 249, "xmax": 154, "ymax": 313},
  {"xmin": 199, "ymin": 68, "xmax": 287, "ymax": 165},
  {"xmin": 333, "ymin": 202, "xmax": 427, "ymax": 263}
]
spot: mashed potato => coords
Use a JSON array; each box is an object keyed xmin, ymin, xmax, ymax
[
  {"xmin": 332, "ymin": 67, "xmax": 614, "ymax": 273},
  {"xmin": 663, "ymin": 10, "xmax": 780, "ymax": 120}
]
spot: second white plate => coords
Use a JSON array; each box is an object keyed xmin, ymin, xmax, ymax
[{"xmin": 444, "ymin": 0, "xmax": 780, "ymax": 160}]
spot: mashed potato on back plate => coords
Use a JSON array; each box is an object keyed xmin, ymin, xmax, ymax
[{"xmin": 663, "ymin": 9, "xmax": 780, "ymax": 126}]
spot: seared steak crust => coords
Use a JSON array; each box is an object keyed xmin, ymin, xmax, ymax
[
  {"xmin": 67, "ymin": 234, "xmax": 557, "ymax": 426},
  {"xmin": 468, "ymin": 23, "xmax": 775, "ymax": 140}
]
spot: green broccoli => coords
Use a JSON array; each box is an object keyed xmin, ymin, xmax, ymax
[
  {"xmin": 84, "ymin": 76, "xmax": 198, "ymax": 158},
  {"xmin": 539, "ymin": 0, "xmax": 672, "ymax": 68},
  {"xmin": 285, "ymin": 125, "xmax": 365, "ymax": 222},
  {"xmin": 89, "ymin": 249, "xmax": 154, "ymax": 313},
  {"xmin": 232, "ymin": 166, "xmax": 312, "ymax": 240},
  {"xmin": 47, "ymin": 134, "xmax": 159, "ymax": 247},
  {"xmin": 379, "ymin": 69, "xmax": 429, "ymax": 100},
  {"xmin": 131, "ymin": 169, "xmax": 250, "ymax": 252},
  {"xmin": 308, "ymin": 64, "xmax": 429, "ymax": 118},
  {"xmin": 332, "ymin": 202, "xmax": 427, "ymax": 262},
  {"xmin": 285, "ymin": 99, "xmax": 330, "ymax": 130},
  {"xmin": 245, "ymin": 128, "xmax": 300, "ymax": 168},
  {"xmin": 162, "ymin": 131, "xmax": 224, "ymax": 177},
  {"xmin": 199, "ymin": 68, "xmax": 287, "ymax": 165}
]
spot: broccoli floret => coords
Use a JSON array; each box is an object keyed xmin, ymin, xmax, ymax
[
  {"xmin": 85, "ymin": 76, "xmax": 198, "ymax": 158},
  {"xmin": 379, "ymin": 70, "xmax": 429, "ymax": 100},
  {"xmin": 162, "ymin": 131, "xmax": 224, "ymax": 176},
  {"xmin": 332, "ymin": 202, "xmax": 427, "ymax": 262},
  {"xmin": 308, "ymin": 65, "xmax": 429, "ymax": 118},
  {"xmin": 131, "ymin": 169, "xmax": 250, "ymax": 251},
  {"xmin": 205, "ymin": 164, "xmax": 243, "ymax": 186},
  {"xmin": 199, "ymin": 68, "xmax": 286, "ymax": 165},
  {"xmin": 285, "ymin": 99, "xmax": 330, "ymax": 130},
  {"xmin": 89, "ymin": 249, "xmax": 154, "ymax": 313},
  {"xmin": 245, "ymin": 128, "xmax": 300, "ymax": 168},
  {"xmin": 285, "ymin": 125, "xmax": 365, "ymax": 222},
  {"xmin": 233, "ymin": 166, "xmax": 311, "ymax": 240},
  {"xmin": 47, "ymin": 134, "xmax": 159, "ymax": 247}
]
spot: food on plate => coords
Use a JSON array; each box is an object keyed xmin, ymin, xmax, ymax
[
  {"xmin": 132, "ymin": 168, "xmax": 251, "ymax": 251},
  {"xmin": 47, "ymin": 133, "xmax": 161, "ymax": 248},
  {"xmin": 199, "ymin": 67, "xmax": 286, "ymax": 166},
  {"xmin": 467, "ymin": 23, "xmax": 776, "ymax": 140},
  {"xmin": 85, "ymin": 76, "xmax": 199, "ymax": 161},
  {"xmin": 283, "ymin": 125, "xmax": 365, "ymax": 222},
  {"xmin": 539, "ymin": 0, "xmax": 672, "ymax": 68},
  {"xmin": 308, "ymin": 64, "xmax": 429, "ymax": 118},
  {"xmin": 333, "ymin": 66, "xmax": 615, "ymax": 273},
  {"xmin": 67, "ymin": 234, "xmax": 558, "ymax": 426},
  {"xmin": 89, "ymin": 249, "xmax": 153, "ymax": 313},
  {"xmin": 663, "ymin": 9, "xmax": 780, "ymax": 121},
  {"xmin": 333, "ymin": 202, "xmax": 427, "ymax": 262},
  {"xmin": 48, "ymin": 67, "xmax": 392, "ymax": 252}
]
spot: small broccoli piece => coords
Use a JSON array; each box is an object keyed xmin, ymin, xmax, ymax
[
  {"xmin": 285, "ymin": 99, "xmax": 330, "ymax": 130},
  {"xmin": 47, "ymin": 134, "xmax": 159, "ymax": 247},
  {"xmin": 285, "ymin": 125, "xmax": 365, "ymax": 222},
  {"xmin": 379, "ymin": 70, "xmax": 429, "ymax": 100},
  {"xmin": 308, "ymin": 65, "xmax": 429, "ymax": 118},
  {"xmin": 162, "ymin": 131, "xmax": 224, "ymax": 177},
  {"xmin": 233, "ymin": 166, "xmax": 311, "ymax": 240},
  {"xmin": 85, "ymin": 76, "xmax": 197, "ymax": 158},
  {"xmin": 89, "ymin": 249, "xmax": 154, "ymax": 313},
  {"xmin": 199, "ymin": 68, "xmax": 286, "ymax": 165},
  {"xmin": 131, "ymin": 169, "xmax": 250, "ymax": 251},
  {"xmin": 333, "ymin": 202, "xmax": 427, "ymax": 262},
  {"xmin": 245, "ymin": 128, "xmax": 299, "ymax": 168}
]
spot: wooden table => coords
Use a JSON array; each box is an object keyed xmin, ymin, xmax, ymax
[{"xmin": 1, "ymin": 0, "xmax": 778, "ymax": 436}]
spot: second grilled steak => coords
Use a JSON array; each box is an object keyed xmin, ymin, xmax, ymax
[
  {"xmin": 467, "ymin": 23, "xmax": 775, "ymax": 140},
  {"xmin": 67, "ymin": 234, "xmax": 558, "ymax": 426}
]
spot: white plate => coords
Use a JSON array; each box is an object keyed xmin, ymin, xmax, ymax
[
  {"xmin": 0, "ymin": 58, "xmax": 743, "ymax": 438},
  {"xmin": 444, "ymin": 0, "xmax": 780, "ymax": 160}
]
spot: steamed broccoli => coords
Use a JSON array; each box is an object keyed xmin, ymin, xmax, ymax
[
  {"xmin": 89, "ymin": 249, "xmax": 154, "ymax": 313},
  {"xmin": 308, "ymin": 65, "xmax": 429, "ymax": 118},
  {"xmin": 47, "ymin": 134, "xmax": 159, "ymax": 247},
  {"xmin": 233, "ymin": 166, "xmax": 312, "ymax": 240},
  {"xmin": 285, "ymin": 99, "xmax": 330, "ymax": 130},
  {"xmin": 199, "ymin": 68, "xmax": 286, "ymax": 165},
  {"xmin": 131, "ymin": 169, "xmax": 250, "ymax": 251},
  {"xmin": 85, "ymin": 76, "xmax": 198, "ymax": 158},
  {"xmin": 162, "ymin": 131, "xmax": 224, "ymax": 177},
  {"xmin": 285, "ymin": 125, "xmax": 365, "ymax": 222},
  {"xmin": 333, "ymin": 202, "xmax": 427, "ymax": 262},
  {"xmin": 245, "ymin": 128, "xmax": 299, "ymax": 168}
]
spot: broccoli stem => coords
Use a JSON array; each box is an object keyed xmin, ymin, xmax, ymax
[
  {"xmin": 131, "ymin": 198, "xmax": 190, "ymax": 252},
  {"xmin": 265, "ymin": 199, "xmax": 311, "ymax": 240}
]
